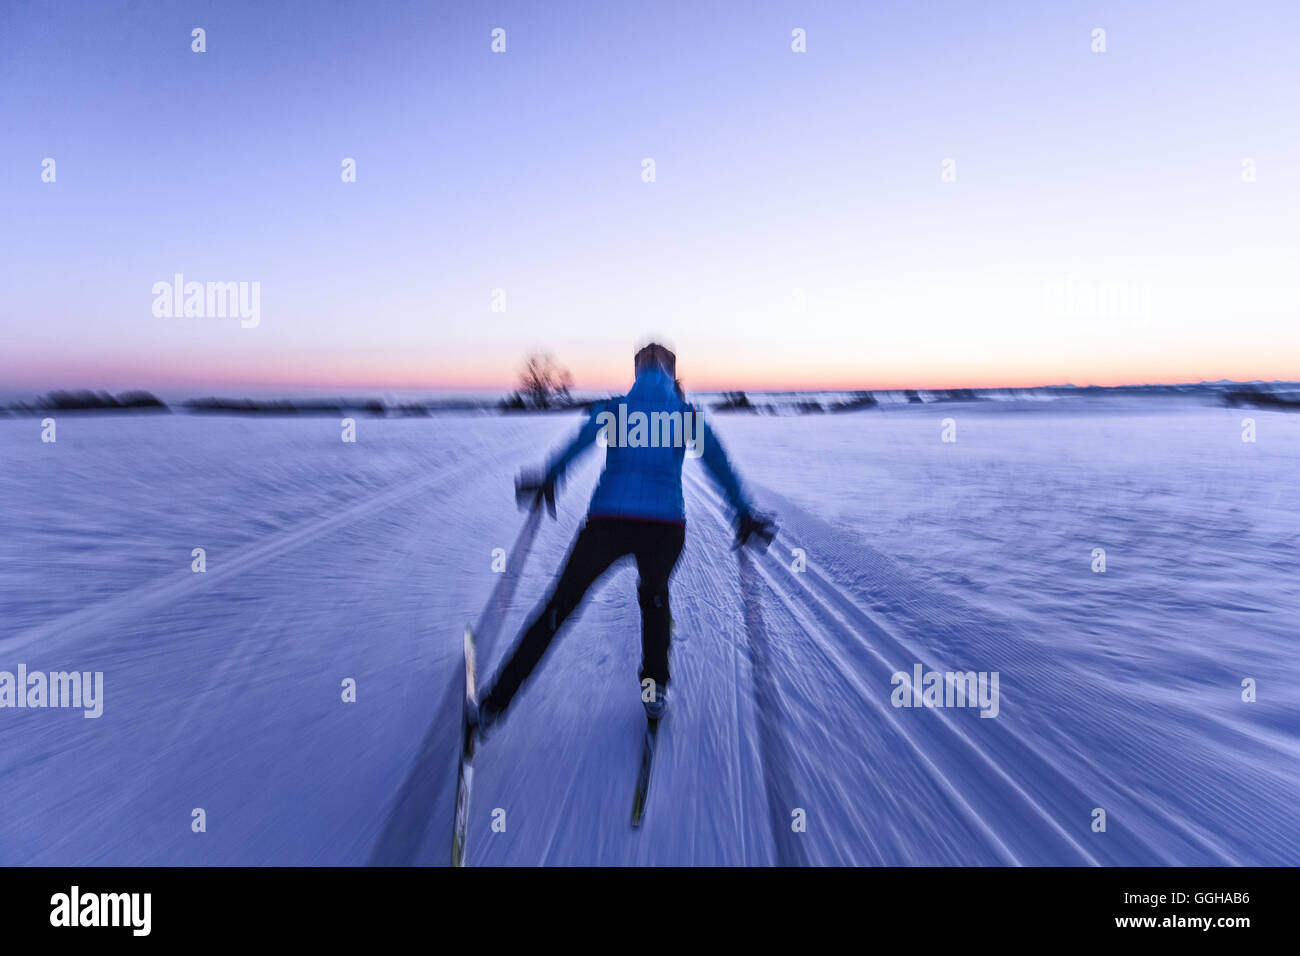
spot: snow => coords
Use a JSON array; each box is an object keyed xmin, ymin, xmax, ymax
[{"xmin": 0, "ymin": 402, "xmax": 1296, "ymax": 865}]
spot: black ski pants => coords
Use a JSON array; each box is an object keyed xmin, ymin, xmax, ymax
[{"xmin": 484, "ymin": 517, "xmax": 686, "ymax": 713}]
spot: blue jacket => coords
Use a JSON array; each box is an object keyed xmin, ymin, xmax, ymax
[{"xmin": 544, "ymin": 368, "xmax": 751, "ymax": 524}]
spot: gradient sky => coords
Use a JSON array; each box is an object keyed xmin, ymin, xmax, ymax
[{"xmin": 2, "ymin": 0, "xmax": 1298, "ymax": 395}]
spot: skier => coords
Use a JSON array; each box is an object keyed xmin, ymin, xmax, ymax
[{"xmin": 473, "ymin": 342, "xmax": 774, "ymax": 736}]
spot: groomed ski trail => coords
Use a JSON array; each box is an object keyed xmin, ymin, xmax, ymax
[{"xmin": 4, "ymin": 414, "xmax": 1290, "ymax": 866}]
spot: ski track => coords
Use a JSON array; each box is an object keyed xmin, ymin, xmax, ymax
[
  {"xmin": 683, "ymin": 466, "xmax": 1293, "ymax": 866},
  {"xmin": 1, "ymin": 455, "xmax": 487, "ymax": 659},
  {"xmin": 688, "ymin": 471, "xmax": 1075, "ymax": 864},
  {"xmin": 2, "ymin": 413, "xmax": 1295, "ymax": 865}
]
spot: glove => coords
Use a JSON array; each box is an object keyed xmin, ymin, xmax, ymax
[
  {"xmin": 733, "ymin": 510, "xmax": 776, "ymax": 551},
  {"xmin": 515, "ymin": 470, "xmax": 557, "ymax": 518}
]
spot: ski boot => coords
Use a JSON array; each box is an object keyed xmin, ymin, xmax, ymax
[
  {"xmin": 469, "ymin": 697, "xmax": 503, "ymax": 742},
  {"xmin": 643, "ymin": 685, "xmax": 667, "ymax": 721}
]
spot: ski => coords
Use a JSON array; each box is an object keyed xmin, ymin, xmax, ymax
[
  {"xmin": 450, "ymin": 625, "xmax": 478, "ymax": 867},
  {"xmin": 630, "ymin": 716, "xmax": 660, "ymax": 828}
]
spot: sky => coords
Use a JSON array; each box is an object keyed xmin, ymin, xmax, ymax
[{"xmin": 2, "ymin": 0, "xmax": 1298, "ymax": 395}]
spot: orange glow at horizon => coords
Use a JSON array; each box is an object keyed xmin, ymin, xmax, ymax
[{"xmin": 11, "ymin": 347, "xmax": 1296, "ymax": 396}]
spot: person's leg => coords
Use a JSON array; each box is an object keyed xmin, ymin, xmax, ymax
[
  {"xmin": 631, "ymin": 521, "xmax": 687, "ymax": 696},
  {"xmin": 483, "ymin": 518, "xmax": 627, "ymax": 715}
]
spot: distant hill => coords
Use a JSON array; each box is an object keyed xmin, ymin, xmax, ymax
[{"xmin": 10, "ymin": 390, "xmax": 171, "ymax": 413}]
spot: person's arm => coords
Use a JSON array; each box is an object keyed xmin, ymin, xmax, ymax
[
  {"xmin": 697, "ymin": 409, "xmax": 776, "ymax": 549},
  {"xmin": 698, "ymin": 412, "xmax": 751, "ymax": 517},
  {"xmin": 516, "ymin": 402, "xmax": 607, "ymax": 516},
  {"xmin": 544, "ymin": 401, "xmax": 606, "ymax": 485}
]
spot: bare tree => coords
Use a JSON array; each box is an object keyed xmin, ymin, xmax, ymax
[{"xmin": 518, "ymin": 352, "xmax": 574, "ymax": 409}]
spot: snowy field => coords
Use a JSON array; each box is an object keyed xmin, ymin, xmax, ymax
[{"xmin": 0, "ymin": 400, "xmax": 1297, "ymax": 865}]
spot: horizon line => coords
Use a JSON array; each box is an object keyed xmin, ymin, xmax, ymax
[{"xmin": 9, "ymin": 375, "xmax": 1296, "ymax": 402}]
